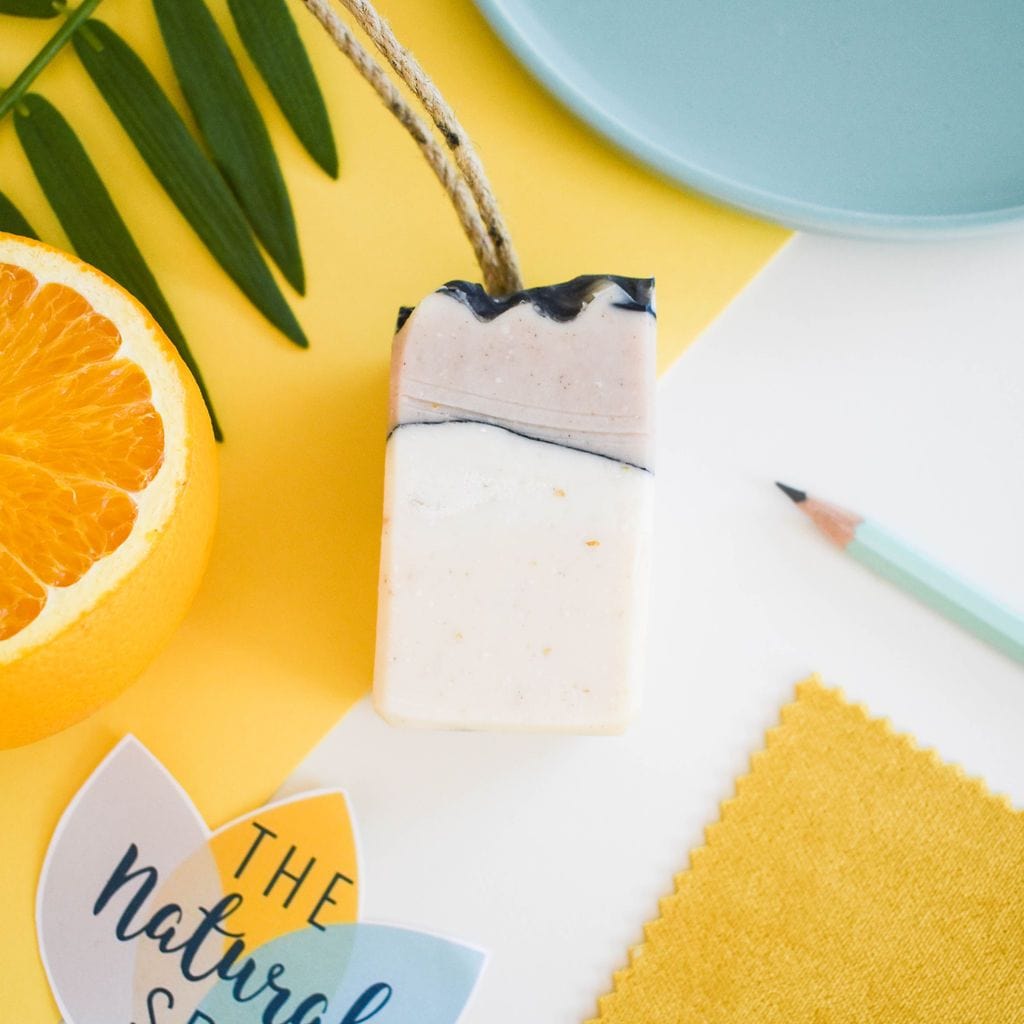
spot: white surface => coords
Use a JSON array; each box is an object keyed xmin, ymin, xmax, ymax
[
  {"xmin": 376, "ymin": 422, "xmax": 652, "ymax": 732},
  {"xmin": 281, "ymin": 232, "xmax": 1024, "ymax": 1024}
]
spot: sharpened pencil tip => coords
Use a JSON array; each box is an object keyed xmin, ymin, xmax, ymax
[{"xmin": 775, "ymin": 481, "xmax": 807, "ymax": 504}]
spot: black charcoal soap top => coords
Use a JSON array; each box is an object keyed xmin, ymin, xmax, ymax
[{"xmin": 395, "ymin": 275, "xmax": 655, "ymax": 331}]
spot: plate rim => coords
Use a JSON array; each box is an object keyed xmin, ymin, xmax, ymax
[{"xmin": 475, "ymin": 0, "xmax": 1024, "ymax": 236}]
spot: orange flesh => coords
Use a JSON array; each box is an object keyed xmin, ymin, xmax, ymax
[{"xmin": 0, "ymin": 262, "xmax": 164, "ymax": 641}]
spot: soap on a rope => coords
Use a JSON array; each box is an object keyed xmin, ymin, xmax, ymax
[{"xmin": 373, "ymin": 275, "xmax": 656, "ymax": 733}]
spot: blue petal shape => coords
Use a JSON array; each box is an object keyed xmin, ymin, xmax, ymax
[{"xmin": 196, "ymin": 923, "xmax": 484, "ymax": 1024}]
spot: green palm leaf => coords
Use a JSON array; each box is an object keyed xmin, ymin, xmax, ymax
[
  {"xmin": 14, "ymin": 93, "xmax": 222, "ymax": 440},
  {"xmin": 228, "ymin": 0, "xmax": 338, "ymax": 178},
  {"xmin": 0, "ymin": 0, "xmax": 60, "ymax": 17},
  {"xmin": 152, "ymin": 0, "xmax": 305, "ymax": 294},
  {"xmin": 73, "ymin": 19, "xmax": 308, "ymax": 348},
  {"xmin": 0, "ymin": 190, "xmax": 38, "ymax": 239}
]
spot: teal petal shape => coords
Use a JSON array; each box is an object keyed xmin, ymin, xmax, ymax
[{"xmin": 197, "ymin": 923, "xmax": 484, "ymax": 1024}]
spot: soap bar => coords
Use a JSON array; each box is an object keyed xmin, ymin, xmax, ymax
[{"xmin": 373, "ymin": 275, "xmax": 656, "ymax": 733}]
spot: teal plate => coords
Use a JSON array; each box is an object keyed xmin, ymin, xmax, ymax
[{"xmin": 475, "ymin": 0, "xmax": 1024, "ymax": 235}]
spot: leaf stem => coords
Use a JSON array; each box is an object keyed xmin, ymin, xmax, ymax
[{"xmin": 0, "ymin": 0, "xmax": 104, "ymax": 123}]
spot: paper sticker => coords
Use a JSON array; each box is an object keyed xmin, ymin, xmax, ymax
[{"xmin": 37, "ymin": 737, "xmax": 485, "ymax": 1024}]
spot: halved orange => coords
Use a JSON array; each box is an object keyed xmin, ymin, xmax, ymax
[{"xmin": 0, "ymin": 233, "xmax": 218, "ymax": 748}]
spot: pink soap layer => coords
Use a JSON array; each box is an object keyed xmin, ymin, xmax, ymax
[{"xmin": 389, "ymin": 278, "xmax": 656, "ymax": 469}]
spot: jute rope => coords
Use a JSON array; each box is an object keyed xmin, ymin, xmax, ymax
[{"xmin": 299, "ymin": 0, "xmax": 523, "ymax": 296}]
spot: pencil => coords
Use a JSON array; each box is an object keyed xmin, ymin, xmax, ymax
[{"xmin": 775, "ymin": 482, "xmax": 1024, "ymax": 664}]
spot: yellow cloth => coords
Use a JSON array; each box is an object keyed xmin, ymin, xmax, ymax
[
  {"xmin": 0, "ymin": 0, "xmax": 786, "ymax": 1016},
  {"xmin": 591, "ymin": 680, "xmax": 1024, "ymax": 1023}
]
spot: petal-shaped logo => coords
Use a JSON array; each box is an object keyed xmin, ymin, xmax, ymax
[{"xmin": 37, "ymin": 736, "xmax": 484, "ymax": 1024}]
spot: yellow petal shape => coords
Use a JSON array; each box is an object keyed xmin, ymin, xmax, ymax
[{"xmin": 207, "ymin": 791, "xmax": 360, "ymax": 954}]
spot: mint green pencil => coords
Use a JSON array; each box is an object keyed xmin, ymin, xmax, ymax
[{"xmin": 775, "ymin": 482, "xmax": 1024, "ymax": 664}]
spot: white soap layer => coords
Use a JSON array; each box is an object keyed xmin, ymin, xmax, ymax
[{"xmin": 373, "ymin": 421, "xmax": 653, "ymax": 733}]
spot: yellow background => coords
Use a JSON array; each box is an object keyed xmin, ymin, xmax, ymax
[{"xmin": 0, "ymin": 0, "xmax": 786, "ymax": 1015}]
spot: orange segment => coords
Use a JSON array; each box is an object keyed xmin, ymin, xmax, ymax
[
  {"xmin": 0, "ymin": 546, "xmax": 46, "ymax": 642},
  {"xmin": 0, "ymin": 261, "xmax": 164, "ymax": 639}
]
